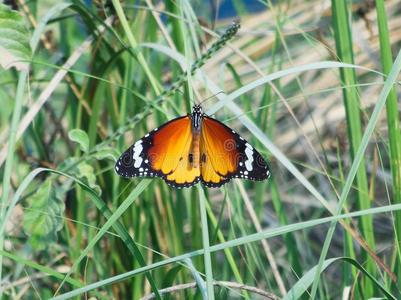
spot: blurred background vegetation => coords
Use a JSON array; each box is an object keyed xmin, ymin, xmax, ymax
[{"xmin": 1, "ymin": 0, "xmax": 401, "ymax": 299}]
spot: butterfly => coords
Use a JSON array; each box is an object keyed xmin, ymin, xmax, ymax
[{"xmin": 115, "ymin": 104, "xmax": 270, "ymax": 188}]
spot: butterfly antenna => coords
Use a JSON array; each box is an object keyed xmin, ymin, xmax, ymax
[{"xmin": 198, "ymin": 91, "xmax": 225, "ymax": 106}]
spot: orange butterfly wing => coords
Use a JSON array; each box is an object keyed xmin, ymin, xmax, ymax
[
  {"xmin": 115, "ymin": 116, "xmax": 200, "ymax": 188},
  {"xmin": 116, "ymin": 109, "xmax": 270, "ymax": 188},
  {"xmin": 200, "ymin": 116, "xmax": 270, "ymax": 187},
  {"xmin": 200, "ymin": 116, "xmax": 238, "ymax": 187}
]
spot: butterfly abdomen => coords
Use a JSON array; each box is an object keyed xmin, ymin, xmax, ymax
[{"xmin": 190, "ymin": 132, "xmax": 201, "ymax": 168}]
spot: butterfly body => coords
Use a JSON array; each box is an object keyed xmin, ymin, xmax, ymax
[{"xmin": 115, "ymin": 105, "xmax": 270, "ymax": 188}]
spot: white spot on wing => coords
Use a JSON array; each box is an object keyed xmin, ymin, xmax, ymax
[
  {"xmin": 133, "ymin": 140, "xmax": 143, "ymax": 168},
  {"xmin": 245, "ymin": 147, "xmax": 254, "ymax": 171},
  {"xmin": 134, "ymin": 158, "xmax": 143, "ymax": 168}
]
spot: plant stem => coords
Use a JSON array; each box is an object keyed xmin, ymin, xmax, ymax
[
  {"xmin": 0, "ymin": 70, "xmax": 28, "ymax": 287},
  {"xmin": 198, "ymin": 187, "xmax": 215, "ymax": 300}
]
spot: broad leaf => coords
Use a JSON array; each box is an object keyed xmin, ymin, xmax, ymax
[
  {"xmin": 23, "ymin": 179, "xmax": 66, "ymax": 250},
  {"xmin": 92, "ymin": 146, "xmax": 119, "ymax": 161},
  {"xmin": 77, "ymin": 163, "xmax": 101, "ymax": 196},
  {"xmin": 68, "ymin": 129, "xmax": 89, "ymax": 153},
  {"xmin": 0, "ymin": 3, "xmax": 31, "ymax": 71}
]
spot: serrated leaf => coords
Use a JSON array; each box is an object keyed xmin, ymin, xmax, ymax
[
  {"xmin": 0, "ymin": 3, "xmax": 31, "ymax": 71},
  {"xmin": 77, "ymin": 163, "xmax": 101, "ymax": 196},
  {"xmin": 68, "ymin": 129, "xmax": 89, "ymax": 153},
  {"xmin": 23, "ymin": 179, "xmax": 65, "ymax": 250}
]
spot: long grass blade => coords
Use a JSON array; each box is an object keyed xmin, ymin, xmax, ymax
[
  {"xmin": 310, "ymin": 49, "xmax": 401, "ymax": 298},
  {"xmin": 375, "ymin": 0, "xmax": 401, "ymax": 283},
  {"xmin": 330, "ymin": 0, "xmax": 376, "ymax": 295},
  {"xmin": 51, "ymin": 202, "xmax": 401, "ymax": 299}
]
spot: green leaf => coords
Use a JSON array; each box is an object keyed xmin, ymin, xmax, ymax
[
  {"xmin": 23, "ymin": 179, "xmax": 66, "ymax": 250},
  {"xmin": 68, "ymin": 129, "xmax": 89, "ymax": 153},
  {"xmin": 76, "ymin": 163, "xmax": 101, "ymax": 196},
  {"xmin": 0, "ymin": 3, "xmax": 31, "ymax": 71},
  {"xmin": 92, "ymin": 145, "xmax": 119, "ymax": 161}
]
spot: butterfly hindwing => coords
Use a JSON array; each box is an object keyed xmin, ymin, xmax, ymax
[
  {"xmin": 200, "ymin": 116, "xmax": 270, "ymax": 187},
  {"xmin": 115, "ymin": 116, "xmax": 201, "ymax": 188}
]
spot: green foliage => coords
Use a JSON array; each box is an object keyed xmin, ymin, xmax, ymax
[
  {"xmin": 76, "ymin": 163, "xmax": 101, "ymax": 196},
  {"xmin": 23, "ymin": 179, "xmax": 66, "ymax": 250},
  {"xmin": 0, "ymin": 3, "xmax": 31, "ymax": 71},
  {"xmin": 68, "ymin": 129, "xmax": 90, "ymax": 153},
  {"xmin": 284, "ymin": 257, "xmax": 396, "ymax": 300},
  {"xmin": 1, "ymin": 1, "xmax": 401, "ymax": 299}
]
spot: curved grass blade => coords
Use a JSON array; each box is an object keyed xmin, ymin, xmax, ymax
[
  {"xmin": 284, "ymin": 257, "xmax": 395, "ymax": 300},
  {"xmin": 310, "ymin": 49, "xmax": 401, "ymax": 298},
  {"xmin": 51, "ymin": 203, "xmax": 401, "ymax": 299},
  {"xmin": 0, "ymin": 249, "xmax": 82, "ymax": 288},
  {"xmin": 0, "ymin": 167, "xmax": 159, "ymax": 299}
]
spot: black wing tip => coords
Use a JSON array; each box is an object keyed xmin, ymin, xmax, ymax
[{"xmin": 114, "ymin": 159, "xmax": 125, "ymax": 176}]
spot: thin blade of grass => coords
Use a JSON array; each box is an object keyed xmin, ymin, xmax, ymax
[
  {"xmin": 198, "ymin": 186, "xmax": 215, "ymax": 300},
  {"xmin": 0, "ymin": 70, "xmax": 28, "ymax": 283},
  {"xmin": 310, "ymin": 49, "xmax": 401, "ymax": 298},
  {"xmin": 0, "ymin": 166, "xmax": 160, "ymax": 299},
  {"xmin": 111, "ymin": 0, "xmax": 160, "ymax": 95},
  {"xmin": 0, "ymin": 249, "xmax": 82, "ymax": 288},
  {"xmin": 284, "ymin": 257, "xmax": 396, "ymax": 300},
  {"xmin": 51, "ymin": 202, "xmax": 401, "ymax": 299},
  {"xmin": 375, "ymin": 0, "xmax": 401, "ymax": 282},
  {"xmin": 331, "ymin": 0, "xmax": 375, "ymax": 296}
]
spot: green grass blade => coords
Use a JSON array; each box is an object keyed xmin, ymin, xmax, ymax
[
  {"xmin": 330, "ymin": 1, "xmax": 376, "ymax": 296},
  {"xmin": 0, "ymin": 166, "xmax": 160, "ymax": 299},
  {"xmin": 0, "ymin": 249, "xmax": 83, "ymax": 288},
  {"xmin": 111, "ymin": 0, "xmax": 160, "ymax": 95},
  {"xmin": 54, "ymin": 179, "xmax": 152, "ymax": 294},
  {"xmin": 375, "ymin": 0, "xmax": 401, "ymax": 282},
  {"xmin": 184, "ymin": 258, "xmax": 207, "ymax": 299},
  {"xmin": 284, "ymin": 257, "xmax": 396, "ymax": 300},
  {"xmin": 51, "ymin": 202, "xmax": 401, "ymax": 299},
  {"xmin": 0, "ymin": 70, "xmax": 28, "ymax": 284},
  {"xmin": 198, "ymin": 186, "xmax": 215, "ymax": 300},
  {"xmin": 310, "ymin": 49, "xmax": 401, "ymax": 298}
]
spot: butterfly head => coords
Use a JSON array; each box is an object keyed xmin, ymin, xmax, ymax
[{"xmin": 191, "ymin": 104, "xmax": 203, "ymax": 132}]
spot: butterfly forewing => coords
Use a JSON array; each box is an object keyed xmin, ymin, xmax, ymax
[
  {"xmin": 115, "ymin": 116, "xmax": 201, "ymax": 188},
  {"xmin": 115, "ymin": 127, "xmax": 161, "ymax": 179}
]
